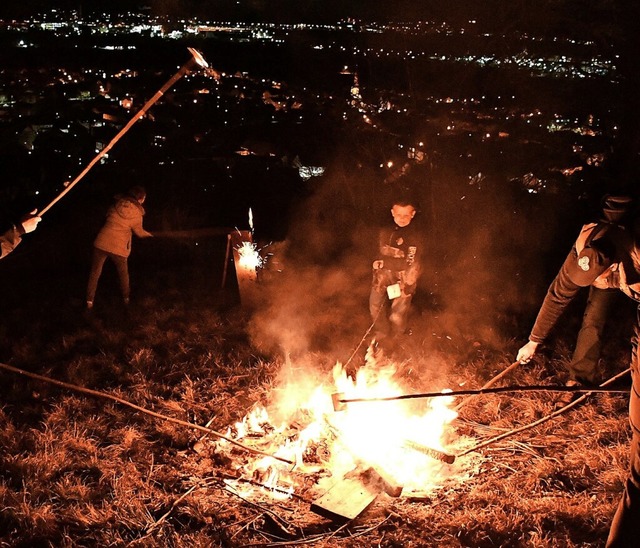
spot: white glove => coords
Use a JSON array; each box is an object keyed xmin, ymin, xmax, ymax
[{"xmin": 516, "ymin": 340, "xmax": 539, "ymax": 364}]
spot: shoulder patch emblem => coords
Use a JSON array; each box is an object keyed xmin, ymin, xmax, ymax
[{"xmin": 578, "ymin": 256, "xmax": 590, "ymax": 271}]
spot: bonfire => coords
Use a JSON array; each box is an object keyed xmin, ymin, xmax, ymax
[{"xmin": 213, "ymin": 343, "xmax": 482, "ymax": 522}]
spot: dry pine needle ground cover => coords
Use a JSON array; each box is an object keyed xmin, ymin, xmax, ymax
[{"xmin": 0, "ymin": 274, "xmax": 633, "ymax": 548}]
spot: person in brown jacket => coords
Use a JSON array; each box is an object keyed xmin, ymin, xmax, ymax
[{"xmin": 86, "ymin": 186, "xmax": 153, "ymax": 309}]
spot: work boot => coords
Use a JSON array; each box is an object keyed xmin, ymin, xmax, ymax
[
  {"xmin": 554, "ymin": 379, "xmax": 583, "ymax": 408},
  {"xmin": 574, "ymin": 375, "xmax": 597, "ymax": 388}
]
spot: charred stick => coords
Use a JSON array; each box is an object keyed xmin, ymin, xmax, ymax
[{"xmin": 332, "ymin": 383, "xmax": 627, "ymax": 410}]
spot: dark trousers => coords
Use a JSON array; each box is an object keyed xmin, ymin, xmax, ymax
[
  {"xmin": 86, "ymin": 247, "xmax": 130, "ymax": 304},
  {"xmin": 606, "ymin": 304, "xmax": 640, "ymax": 547},
  {"xmin": 570, "ymin": 287, "xmax": 618, "ymax": 383},
  {"xmin": 369, "ymin": 287, "xmax": 413, "ymax": 337}
]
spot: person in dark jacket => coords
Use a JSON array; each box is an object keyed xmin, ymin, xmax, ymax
[
  {"xmin": 560, "ymin": 196, "xmax": 632, "ymax": 385},
  {"xmin": 516, "ymin": 220, "xmax": 619, "ymax": 363},
  {"xmin": 515, "ymin": 197, "xmax": 640, "ymax": 547},
  {"xmin": 86, "ymin": 186, "xmax": 153, "ymax": 309},
  {"xmin": 369, "ymin": 199, "xmax": 422, "ymax": 341},
  {"xmin": 0, "ymin": 211, "xmax": 41, "ymax": 259}
]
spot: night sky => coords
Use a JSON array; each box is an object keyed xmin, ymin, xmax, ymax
[
  {"xmin": 1, "ymin": 0, "xmax": 637, "ymax": 49},
  {"xmin": 0, "ymin": 0, "xmax": 601, "ymax": 28},
  {"xmin": 1, "ymin": 0, "xmax": 430, "ymax": 20},
  {"xmin": 0, "ymin": 0, "xmax": 467, "ymax": 19}
]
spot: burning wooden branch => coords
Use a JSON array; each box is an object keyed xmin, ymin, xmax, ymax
[
  {"xmin": 38, "ymin": 48, "xmax": 210, "ymax": 217},
  {"xmin": 402, "ymin": 439, "xmax": 456, "ymax": 464}
]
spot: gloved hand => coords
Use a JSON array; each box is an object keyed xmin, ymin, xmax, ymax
[
  {"xmin": 516, "ymin": 340, "xmax": 539, "ymax": 364},
  {"xmin": 20, "ymin": 210, "xmax": 41, "ymax": 234}
]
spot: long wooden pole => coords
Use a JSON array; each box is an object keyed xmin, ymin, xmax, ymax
[
  {"xmin": 455, "ymin": 359, "xmax": 521, "ymax": 411},
  {"xmin": 335, "ymin": 382, "xmax": 627, "ymax": 406},
  {"xmin": 0, "ymin": 361, "xmax": 293, "ymax": 465},
  {"xmin": 38, "ymin": 48, "xmax": 207, "ymax": 217}
]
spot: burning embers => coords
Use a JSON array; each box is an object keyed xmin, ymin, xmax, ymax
[{"xmin": 212, "ymin": 347, "xmax": 472, "ymax": 520}]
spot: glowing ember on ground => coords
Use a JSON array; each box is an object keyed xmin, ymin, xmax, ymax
[{"xmin": 215, "ymin": 347, "xmax": 478, "ymax": 502}]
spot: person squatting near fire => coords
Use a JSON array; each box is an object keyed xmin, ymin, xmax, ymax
[
  {"xmin": 86, "ymin": 186, "xmax": 153, "ymax": 309},
  {"xmin": 561, "ymin": 196, "xmax": 633, "ymax": 387},
  {"xmin": 515, "ymin": 194, "xmax": 640, "ymax": 546},
  {"xmin": 369, "ymin": 199, "xmax": 422, "ymax": 343},
  {"xmin": 0, "ymin": 211, "xmax": 41, "ymax": 259}
]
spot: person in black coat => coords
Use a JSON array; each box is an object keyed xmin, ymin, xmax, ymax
[{"xmin": 369, "ymin": 199, "xmax": 423, "ymax": 342}]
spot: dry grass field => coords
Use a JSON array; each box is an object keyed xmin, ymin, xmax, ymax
[{"xmin": 0, "ymin": 252, "xmax": 634, "ymax": 548}]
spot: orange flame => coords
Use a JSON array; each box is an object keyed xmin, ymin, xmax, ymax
[{"xmin": 218, "ymin": 347, "xmax": 474, "ymax": 500}]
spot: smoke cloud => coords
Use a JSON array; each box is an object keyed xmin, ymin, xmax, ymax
[{"xmin": 247, "ymin": 157, "xmax": 569, "ymax": 373}]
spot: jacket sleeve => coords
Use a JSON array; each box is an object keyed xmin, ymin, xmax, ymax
[
  {"xmin": 131, "ymin": 217, "xmax": 153, "ymax": 239},
  {"xmin": 0, "ymin": 224, "xmax": 24, "ymax": 259},
  {"xmin": 404, "ymin": 234, "xmax": 421, "ymax": 286},
  {"xmin": 529, "ymin": 251, "xmax": 583, "ymax": 343}
]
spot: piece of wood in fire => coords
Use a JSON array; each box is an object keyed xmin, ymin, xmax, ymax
[
  {"xmin": 229, "ymin": 230, "xmax": 260, "ymax": 308},
  {"xmin": 402, "ymin": 440, "xmax": 456, "ymax": 464},
  {"xmin": 310, "ymin": 466, "xmax": 392, "ymax": 521},
  {"xmin": 368, "ymin": 464, "xmax": 404, "ymax": 497}
]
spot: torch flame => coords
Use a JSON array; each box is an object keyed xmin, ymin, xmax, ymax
[{"xmin": 237, "ymin": 241, "xmax": 264, "ymax": 270}]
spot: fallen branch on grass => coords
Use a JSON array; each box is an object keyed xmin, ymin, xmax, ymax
[
  {"xmin": 240, "ymin": 514, "xmax": 392, "ymax": 547},
  {"xmin": 222, "ymin": 482, "xmax": 301, "ymax": 539},
  {"xmin": 0, "ymin": 361, "xmax": 293, "ymax": 465},
  {"xmin": 144, "ymin": 484, "xmax": 199, "ymax": 536},
  {"xmin": 214, "ymin": 473, "xmax": 312, "ymax": 503}
]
